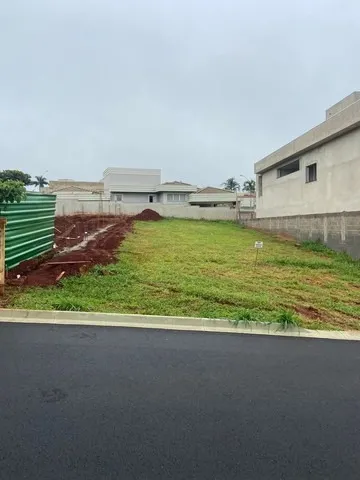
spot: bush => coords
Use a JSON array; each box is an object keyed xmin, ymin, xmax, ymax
[{"xmin": 0, "ymin": 180, "xmax": 26, "ymax": 204}]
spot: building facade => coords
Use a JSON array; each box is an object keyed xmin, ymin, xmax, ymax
[
  {"xmin": 102, "ymin": 168, "xmax": 197, "ymax": 203},
  {"xmin": 246, "ymin": 92, "xmax": 360, "ymax": 258},
  {"xmin": 255, "ymin": 92, "xmax": 360, "ymax": 218}
]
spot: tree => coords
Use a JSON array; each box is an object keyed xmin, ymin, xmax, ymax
[
  {"xmin": 242, "ymin": 179, "xmax": 256, "ymax": 193},
  {"xmin": 32, "ymin": 175, "xmax": 49, "ymax": 189},
  {"xmin": 0, "ymin": 170, "xmax": 32, "ymax": 186},
  {"xmin": 222, "ymin": 177, "xmax": 240, "ymax": 192},
  {"xmin": 0, "ymin": 180, "xmax": 26, "ymax": 204}
]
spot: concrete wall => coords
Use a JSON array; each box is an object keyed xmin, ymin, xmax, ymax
[
  {"xmin": 244, "ymin": 211, "xmax": 360, "ymax": 259},
  {"xmin": 56, "ymin": 200, "xmax": 239, "ymax": 221},
  {"xmin": 257, "ymin": 128, "xmax": 360, "ymax": 217}
]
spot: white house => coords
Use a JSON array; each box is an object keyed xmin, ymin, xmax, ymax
[
  {"xmin": 255, "ymin": 92, "xmax": 360, "ymax": 218},
  {"xmin": 103, "ymin": 168, "xmax": 197, "ymax": 204}
]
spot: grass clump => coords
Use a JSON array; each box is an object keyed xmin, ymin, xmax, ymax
[
  {"xmin": 301, "ymin": 240, "xmax": 336, "ymax": 256},
  {"xmin": 277, "ymin": 310, "xmax": 299, "ymax": 330}
]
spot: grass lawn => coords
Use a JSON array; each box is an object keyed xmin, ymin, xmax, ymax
[{"xmin": 10, "ymin": 219, "xmax": 360, "ymax": 330}]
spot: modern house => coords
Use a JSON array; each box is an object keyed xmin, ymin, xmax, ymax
[
  {"xmin": 103, "ymin": 168, "xmax": 197, "ymax": 203},
  {"xmin": 250, "ymin": 92, "xmax": 360, "ymax": 258},
  {"xmin": 255, "ymin": 92, "xmax": 360, "ymax": 218}
]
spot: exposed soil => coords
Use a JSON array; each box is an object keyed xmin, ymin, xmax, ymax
[
  {"xmin": 6, "ymin": 210, "xmax": 162, "ymax": 287},
  {"xmin": 133, "ymin": 209, "xmax": 163, "ymax": 221},
  {"xmin": 295, "ymin": 305, "xmax": 324, "ymax": 320}
]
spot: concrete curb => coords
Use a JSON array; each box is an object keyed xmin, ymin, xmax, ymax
[{"xmin": 0, "ymin": 309, "xmax": 360, "ymax": 341}]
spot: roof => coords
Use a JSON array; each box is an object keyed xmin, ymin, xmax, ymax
[
  {"xmin": 162, "ymin": 181, "xmax": 192, "ymax": 186},
  {"xmin": 49, "ymin": 185, "xmax": 104, "ymax": 193},
  {"xmin": 255, "ymin": 93, "xmax": 360, "ymax": 174},
  {"xmin": 196, "ymin": 186, "xmax": 231, "ymax": 194}
]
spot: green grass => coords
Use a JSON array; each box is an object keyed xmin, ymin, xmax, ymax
[{"xmin": 9, "ymin": 219, "xmax": 360, "ymax": 330}]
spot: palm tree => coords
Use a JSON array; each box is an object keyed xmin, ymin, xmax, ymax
[
  {"xmin": 222, "ymin": 177, "xmax": 240, "ymax": 192},
  {"xmin": 32, "ymin": 175, "xmax": 49, "ymax": 191},
  {"xmin": 242, "ymin": 179, "xmax": 256, "ymax": 193}
]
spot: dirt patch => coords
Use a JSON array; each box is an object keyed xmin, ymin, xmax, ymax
[
  {"xmin": 6, "ymin": 210, "xmax": 163, "ymax": 288},
  {"xmin": 133, "ymin": 209, "xmax": 163, "ymax": 221},
  {"xmin": 55, "ymin": 215, "xmax": 126, "ymax": 249},
  {"xmin": 295, "ymin": 305, "xmax": 324, "ymax": 320},
  {"xmin": 274, "ymin": 233, "xmax": 296, "ymax": 242},
  {"xmin": 7, "ymin": 215, "xmax": 132, "ymax": 287}
]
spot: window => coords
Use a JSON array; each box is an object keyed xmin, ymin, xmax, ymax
[
  {"xmin": 110, "ymin": 192, "xmax": 122, "ymax": 202},
  {"xmin": 148, "ymin": 195, "xmax": 155, "ymax": 203},
  {"xmin": 306, "ymin": 163, "xmax": 317, "ymax": 183},
  {"xmin": 277, "ymin": 159, "xmax": 300, "ymax": 178},
  {"xmin": 258, "ymin": 175, "xmax": 263, "ymax": 197},
  {"xmin": 167, "ymin": 194, "xmax": 187, "ymax": 202}
]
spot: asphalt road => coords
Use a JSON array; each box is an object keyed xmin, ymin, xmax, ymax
[{"xmin": 0, "ymin": 324, "xmax": 360, "ymax": 479}]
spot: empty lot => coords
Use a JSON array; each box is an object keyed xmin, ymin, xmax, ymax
[{"xmin": 10, "ymin": 219, "xmax": 360, "ymax": 330}]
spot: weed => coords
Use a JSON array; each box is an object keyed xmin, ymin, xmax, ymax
[
  {"xmin": 231, "ymin": 309, "xmax": 255, "ymax": 326},
  {"xmin": 277, "ymin": 310, "xmax": 299, "ymax": 330}
]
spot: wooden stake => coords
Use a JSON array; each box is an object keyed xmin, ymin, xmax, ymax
[
  {"xmin": 56, "ymin": 271, "xmax": 66, "ymax": 282},
  {"xmin": 254, "ymin": 248, "xmax": 259, "ymax": 266}
]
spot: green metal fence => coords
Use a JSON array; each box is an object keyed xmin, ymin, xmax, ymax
[{"xmin": 0, "ymin": 193, "xmax": 56, "ymax": 270}]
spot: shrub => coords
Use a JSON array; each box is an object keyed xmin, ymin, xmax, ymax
[{"xmin": 0, "ymin": 180, "xmax": 26, "ymax": 204}]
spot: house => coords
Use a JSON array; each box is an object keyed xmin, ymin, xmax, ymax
[
  {"xmin": 47, "ymin": 169, "xmax": 198, "ymax": 204},
  {"xmin": 103, "ymin": 168, "xmax": 197, "ymax": 203},
  {"xmin": 255, "ymin": 92, "xmax": 360, "ymax": 218},
  {"xmin": 45, "ymin": 180, "xmax": 104, "ymax": 199},
  {"xmin": 189, "ymin": 187, "xmax": 255, "ymax": 209}
]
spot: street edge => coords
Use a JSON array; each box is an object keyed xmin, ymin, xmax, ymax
[{"xmin": 0, "ymin": 308, "xmax": 360, "ymax": 340}]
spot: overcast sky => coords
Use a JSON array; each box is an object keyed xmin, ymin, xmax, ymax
[{"xmin": 1, "ymin": 0, "xmax": 359, "ymax": 186}]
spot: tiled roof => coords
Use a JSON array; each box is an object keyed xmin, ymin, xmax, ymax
[{"xmin": 196, "ymin": 186, "xmax": 232, "ymax": 194}]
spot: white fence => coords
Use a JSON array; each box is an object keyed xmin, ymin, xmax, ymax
[{"xmin": 55, "ymin": 199, "xmax": 249, "ymax": 221}]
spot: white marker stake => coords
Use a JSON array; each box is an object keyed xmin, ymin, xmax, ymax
[{"xmin": 254, "ymin": 241, "xmax": 263, "ymax": 266}]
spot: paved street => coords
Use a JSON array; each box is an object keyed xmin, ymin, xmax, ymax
[{"xmin": 0, "ymin": 323, "xmax": 360, "ymax": 479}]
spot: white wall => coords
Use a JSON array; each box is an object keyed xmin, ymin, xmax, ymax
[
  {"xmin": 56, "ymin": 200, "xmax": 237, "ymax": 220},
  {"xmin": 257, "ymin": 128, "xmax": 360, "ymax": 217},
  {"xmin": 103, "ymin": 168, "xmax": 161, "ymax": 194}
]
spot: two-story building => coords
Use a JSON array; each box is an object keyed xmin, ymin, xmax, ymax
[
  {"xmin": 256, "ymin": 92, "xmax": 360, "ymax": 218},
  {"xmin": 251, "ymin": 92, "xmax": 360, "ymax": 258}
]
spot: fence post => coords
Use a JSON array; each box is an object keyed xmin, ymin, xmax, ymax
[{"xmin": 0, "ymin": 218, "xmax": 6, "ymax": 296}]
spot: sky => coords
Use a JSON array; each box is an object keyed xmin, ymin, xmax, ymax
[{"xmin": 1, "ymin": 0, "xmax": 360, "ymax": 187}]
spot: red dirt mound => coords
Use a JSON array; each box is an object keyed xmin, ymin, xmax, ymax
[{"xmin": 133, "ymin": 209, "xmax": 163, "ymax": 221}]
